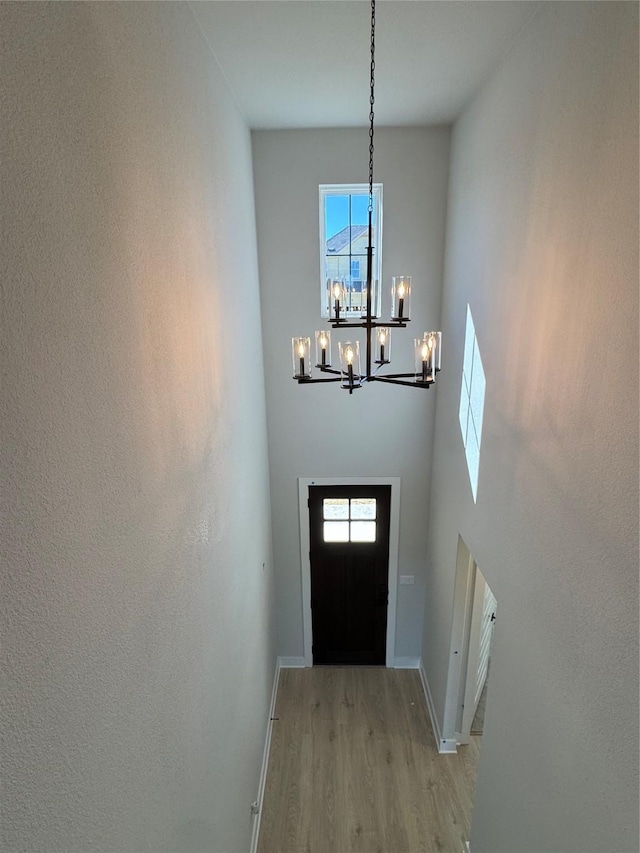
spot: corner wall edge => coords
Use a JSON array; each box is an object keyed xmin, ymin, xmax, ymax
[
  {"xmin": 249, "ymin": 658, "xmax": 281, "ymax": 853},
  {"xmin": 418, "ymin": 658, "xmax": 458, "ymax": 754}
]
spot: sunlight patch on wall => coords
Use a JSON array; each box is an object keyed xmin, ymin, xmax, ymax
[{"xmin": 459, "ymin": 305, "xmax": 486, "ymax": 502}]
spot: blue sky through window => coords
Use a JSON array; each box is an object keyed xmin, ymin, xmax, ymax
[{"xmin": 325, "ymin": 193, "xmax": 374, "ymax": 239}]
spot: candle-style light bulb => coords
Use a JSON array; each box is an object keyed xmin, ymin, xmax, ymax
[
  {"xmin": 315, "ymin": 330, "xmax": 331, "ymax": 367},
  {"xmin": 292, "ymin": 337, "xmax": 310, "ymax": 378},
  {"xmin": 346, "ymin": 346, "xmax": 354, "ymax": 387},
  {"xmin": 377, "ymin": 327, "xmax": 388, "ymax": 363},
  {"xmin": 392, "ymin": 277, "xmax": 411, "ymax": 321},
  {"xmin": 332, "ymin": 280, "xmax": 342, "ymax": 320},
  {"xmin": 338, "ymin": 340, "xmax": 359, "ymax": 391},
  {"xmin": 423, "ymin": 331, "xmax": 441, "ymax": 374},
  {"xmin": 421, "ymin": 339, "xmax": 431, "ymax": 382},
  {"xmin": 319, "ymin": 332, "xmax": 327, "ymax": 366}
]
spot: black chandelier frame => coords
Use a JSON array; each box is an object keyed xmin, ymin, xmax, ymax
[{"xmin": 295, "ymin": 0, "xmax": 440, "ymax": 394}]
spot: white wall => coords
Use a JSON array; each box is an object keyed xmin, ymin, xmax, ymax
[
  {"xmin": 252, "ymin": 127, "xmax": 450, "ymax": 661},
  {"xmin": 422, "ymin": 3, "xmax": 638, "ymax": 851},
  {"xmin": 1, "ymin": 4, "xmax": 275, "ymax": 852}
]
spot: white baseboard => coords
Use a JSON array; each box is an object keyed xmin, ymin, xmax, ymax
[
  {"xmin": 418, "ymin": 660, "xmax": 458, "ymax": 754},
  {"xmin": 391, "ymin": 656, "xmax": 421, "ymax": 669},
  {"xmin": 277, "ymin": 656, "xmax": 306, "ymax": 668},
  {"xmin": 249, "ymin": 658, "xmax": 281, "ymax": 853}
]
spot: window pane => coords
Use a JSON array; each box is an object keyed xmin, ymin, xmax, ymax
[
  {"xmin": 323, "ymin": 498, "xmax": 349, "ymax": 519},
  {"xmin": 463, "ymin": 304, "xmax": 475, "ymax": 383},
  {"xmin": 324, "ymin": 521, "xmax": 349, "ymax": 542},
  {"xmin": 350, "ymin": 194, "xmax": 372, "ymax": 226},
  {"xmin": 469, "ymin": 339, "xmax": 486, "ymax": 447},
  {"xmin": 351, "ymin": 521, "xmax": 376, "ymax": 542},
  {"xmin": 466, "ymin": 434, "xmax": 480, "ymax": 503},
  {"xmin": 325, "ymin": 195, "xmax": 349, "ymax": 240},
  {"xmin": 458, "ymin": 387, "xmax": 470, "ymax": 449},
  {"xmin": 351, "ymin": 498, "xmax": 376, "ymax": 520}
]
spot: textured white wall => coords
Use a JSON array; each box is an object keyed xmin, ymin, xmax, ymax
[
  {"xmin": 252, "ymin": 127, "xmax": 450, "ymax": 660},
  {"xmin": 421, "ymin": 3, "xmax": 638, "ymax": 851},
  {"xmin": 1, "ymin": 4, "xmax": 275, "ymax": 852}
]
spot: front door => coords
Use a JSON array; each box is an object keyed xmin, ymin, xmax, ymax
[{"xmin": 309, "ymin": 484, "xmax": 391, "ymax": 665}]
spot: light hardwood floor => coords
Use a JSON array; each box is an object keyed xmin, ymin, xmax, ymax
[{"xmin": 257, "ymin": 667, "xmax": 480, "ymax": 853}]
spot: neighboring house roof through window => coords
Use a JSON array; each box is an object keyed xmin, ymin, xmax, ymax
[{"xmin": 326, "ymin": 224, "xmax": 368, "ymax": 254}]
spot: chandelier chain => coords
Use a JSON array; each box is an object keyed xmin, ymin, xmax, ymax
[{"xmin": 368, "ymin": 0, "xmax": 375, "ymax": 213}]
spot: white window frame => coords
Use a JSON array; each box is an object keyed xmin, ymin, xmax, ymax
[{"xmin": 319, "ymin": 183, "xmax": 383, "ymax": 318}]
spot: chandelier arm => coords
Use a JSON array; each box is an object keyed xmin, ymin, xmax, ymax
[
  {"xmin": 372, "ymin": 377, "xmax": 433, "ymax": 388},
  {"xmin": 374, "ymin": 372, "xmax": 422, "ymax": 379},
  {"xmin": 367, "ymin": 361, "xmax": 387, "ymax": 379},
  {"xmin": 296, "ymin": 376, "xmax": 343, "ymax": 384},
  {"xmin": 329, "ymin": 321, "xmax": 407, "ymax": 330}
]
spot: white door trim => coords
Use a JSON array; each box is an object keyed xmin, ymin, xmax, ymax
[
  {"xmin": 442, "ymin": 536, "xmax": 476, "ymax": 744},
  {"xmin": 298, "ymin": 477, "xmax": 401, "ymax": 668},
  {"xmin": 459, "ymin": 568, "xmax": 486, "ymax": 742}
]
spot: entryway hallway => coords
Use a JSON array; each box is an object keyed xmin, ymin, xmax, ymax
[{"xmin": 257, "ymin": 668, "xmax": 480, "ymax": 853}]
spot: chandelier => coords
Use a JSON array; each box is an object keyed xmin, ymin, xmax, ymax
[{"xmin": 292, "ymin": 0, "xmax": 442, "ymax": 395}]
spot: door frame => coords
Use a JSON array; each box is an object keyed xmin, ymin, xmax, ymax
[
  {"xmin": 441, "ymin": 536, "xmax": 496, "ymax": 745},
  {"xmin": 441, "ymin": 537, "xmax": 476, "ymax": 746},
  {"xmin": 298, "ymin": 477, "xmax": 401, "ymax": 667}
]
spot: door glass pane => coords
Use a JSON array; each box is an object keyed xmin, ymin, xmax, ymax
[
  {"xmin": 323, "ymin": 498, "xmax": 349, "ymax": 519},
  {"xmin": 350, "ymin": 521, "xmax": 376, "ymax": 542},
  {"xmin": 351, "ymin": 498, "xmax": 376, "ymax": 519},
  {"xmin": 324, "ymin": 521, "xmax": 350, "ymax": 542}
]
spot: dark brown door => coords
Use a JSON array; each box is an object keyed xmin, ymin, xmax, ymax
[{"xmin": 309, "ymin": 484, "xmax": 391, "ymax": 665}]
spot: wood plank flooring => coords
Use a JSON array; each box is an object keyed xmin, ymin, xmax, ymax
[{"xmin": 257, "ymin": 667, "xmax": 480, "ymax": 853}]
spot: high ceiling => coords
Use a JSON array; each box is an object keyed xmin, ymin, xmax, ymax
[{"xmin": 190, "ymin": 1, "xmax": 542, "ymax": 129}]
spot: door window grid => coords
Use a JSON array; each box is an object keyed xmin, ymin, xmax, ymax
[{"xmin": 323, "ymin": 498, "xmax": 376, "ymax": 542}]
